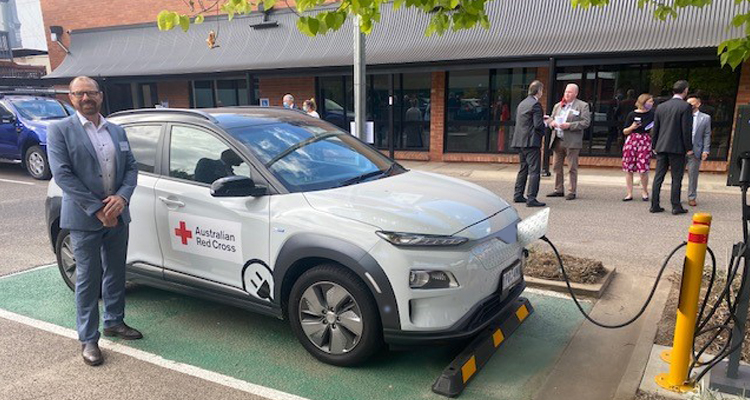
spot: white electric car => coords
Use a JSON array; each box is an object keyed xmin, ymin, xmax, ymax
[{"xmin": 45, "ymin": 107, "xmax": 540, "ymax": 366}]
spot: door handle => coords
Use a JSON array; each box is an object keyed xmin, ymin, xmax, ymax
[{"xmin": 158, "ymin": 196, "xmax": 185, "ymax": 208}]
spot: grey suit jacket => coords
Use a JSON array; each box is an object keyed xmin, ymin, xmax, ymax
[
  {"xmin": 47, "ymin": 115, "xmax": 138, "ymax": 231},
  {"xmin": 691, "ymin": 111, "xmax": 711, "ymax": 156},
  {"xmin": 511, "ymin": 95, "xmax": 545, "ymax": 148},
  {"xmin": 549, "ymin": 99, "xmax": 591, "ymax": 150}
]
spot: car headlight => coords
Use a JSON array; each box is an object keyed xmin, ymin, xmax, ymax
[
  {"xmin": 376, "ymin": 231, "xmax": 469, "ymax": 247},
  {"xmin": 409, "ymin": 270, "xmax": 459, "ymax": 289}
]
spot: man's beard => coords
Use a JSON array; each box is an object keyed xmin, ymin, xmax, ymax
[{"xmin": 80, "ymin": 101, "xmax": 99, "ymax": 116}]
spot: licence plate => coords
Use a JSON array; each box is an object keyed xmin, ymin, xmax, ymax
[{"xmin": 501, "ymin": 263, "xmax": 522, "ymax": 291}]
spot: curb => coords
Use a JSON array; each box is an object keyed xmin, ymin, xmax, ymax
[{"xmin": 525, "ymin": 267, "xmax": 616, "ymax": 299}]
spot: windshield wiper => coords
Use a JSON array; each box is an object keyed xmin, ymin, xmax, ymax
[{"xmin": 337, "ymin": 163, "xmax": 399, "ymax": 188}]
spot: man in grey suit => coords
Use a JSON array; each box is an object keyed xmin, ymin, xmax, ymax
[
  {"xmin": 650, "ymin": 80, "xmax": 693, "ymax": 215},
  {"xmin": 512, "ymin": 80, "xmax": 548, "ymax": 207},
  {"xmin": 547, "ymin": 83, "xmax": 591, "ymax": 200},
  {"xmin": 47, "ymin": 76, "xmax": 142, "ymax": 366},
  {"xmin": 686, "ymin": 95, "xmax": 712, "ymax": 207}
]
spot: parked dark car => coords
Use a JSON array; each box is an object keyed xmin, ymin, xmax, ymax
[{"xmin": 0, "ymin": 94, "xmax": 76, "ymax": 179}]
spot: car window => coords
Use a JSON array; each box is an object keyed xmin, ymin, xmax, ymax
[
  {"xmin": 169, "ymin": 125, "xmax": 251, "ymax": 185},
  {"xmin": 123, "ymin": 125, "xmax": 161, "ymax": 173},
  {"xmin": 226, "ymin": 121, "xmax": 397, "ymax": 193},
  {"xmin": 10, "ymin": 98, "xmax": 68, "ymax": 120}
]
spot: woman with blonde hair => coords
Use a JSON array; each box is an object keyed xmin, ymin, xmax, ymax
[
  {"xmin": 621, "ymin": 93, "xmax": 655, "ymax": 201},
  {"xmin": 303, "ymin": 98, "xmax": 320, "ymax": 118}
]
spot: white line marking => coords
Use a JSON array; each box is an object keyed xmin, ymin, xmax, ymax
[
  {"xmin": 0, "ymin": 264, "xmax": 57, "ymax": 279},
  {"xmin": 0, "ymin": 308, "xmax": 311, "ymax": 400},
  {"xmin": 0, "ymin": 178, "xmax": 35, "ymax": 186}
]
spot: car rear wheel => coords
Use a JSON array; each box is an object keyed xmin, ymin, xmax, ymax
[
  {"xmin": 25, "ymin": 145, "xmax": 51, "ymax": 180},
  {"xmin": 288, "ymin": 264, "xmax": 383, "ymax": 366},
  {"xmin": 55, "ymin": 229, "xmax": 76, "ymax": 291}
]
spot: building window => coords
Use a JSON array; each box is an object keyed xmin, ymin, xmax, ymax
[
  {"xmin": 318, "ymin": 74, "xmax": 431, "ymax": 151},
  {"xmin": 193, "ymin": 80, "xmax": 215, "ymax": 108},
  {"xmin": 138, "ymin": 83, "xmax": 158, "ymax": 108},
  {"xmin": 554, "ymin": 61, "xmax": 739, "ymax": 160},
  {"xmin": 445, "ymin": 68, "xmax": 534, "ymax": 153},
  {"xmin": 216, "ymin": 79, "xmax": 249, "ymax": 107}
]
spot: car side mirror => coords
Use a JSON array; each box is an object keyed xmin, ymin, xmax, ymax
[{"xmin": 210, "ymin": 175, "xmax": 267, "ymax": 197}]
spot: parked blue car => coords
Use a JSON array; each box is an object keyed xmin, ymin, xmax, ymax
[{"xmin": 0, "ymin": 95, "xmax": 76, "ymax": 179}]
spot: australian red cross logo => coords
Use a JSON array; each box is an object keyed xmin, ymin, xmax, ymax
[{"xmin": 174, "ymin": 221, "xmax": 192, "ymax": 245}]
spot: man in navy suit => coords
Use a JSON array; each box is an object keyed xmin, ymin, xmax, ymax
[
  {"xmin": 47, "ymin": 76, "xmax": 141, "ymax": 366},
  {"xmin": 650, "ymin": 80, "xmax": 693, "ymax": 215}
]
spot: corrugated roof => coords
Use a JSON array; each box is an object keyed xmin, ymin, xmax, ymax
[{"xmin": 46, "ymin": 0, "xmax": 749, "ymax": 78}]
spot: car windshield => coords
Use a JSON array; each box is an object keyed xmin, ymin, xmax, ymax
[
  {"xmin": 226, "ymin": 120, "xmax": 401, "ymax": 192},
  {"xmin": 12, "ymin": 99, "xmax": 69, "ymax": 120}
]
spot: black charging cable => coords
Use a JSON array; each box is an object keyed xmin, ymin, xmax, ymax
[
  {"xmin": 541, "ymin": 235, "xmax": 747, "ymax": 385},
  {"xmin": 540, "ymin": 236, "xmax": 685, "ymax": 329}
]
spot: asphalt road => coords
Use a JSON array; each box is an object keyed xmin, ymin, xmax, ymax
[{"xmin": 0, "ymin": 162, "xmax": 55, "ymax": 277}]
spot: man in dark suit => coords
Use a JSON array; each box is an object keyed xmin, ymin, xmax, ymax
[
  {"xmin": 512, "ymin": 80, "xmax": 548, "ymax": 207},
  {"xmin": 650, "ymin": 80, "xmax": 693, "ymax": 215},
  {"xmin": 47, "ymin": 76, "xmax": 142, "ymax": 366}
]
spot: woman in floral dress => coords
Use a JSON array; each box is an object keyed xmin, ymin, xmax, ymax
[{"xmin": 621, "ymin": 94, "xmax": 654, "ymax": 201}]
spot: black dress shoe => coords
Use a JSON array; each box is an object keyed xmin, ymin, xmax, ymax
[
  {"xmin": 527, "ymin": 199, "xmax": 546, "ymax": 207},
  {"xmin": 514, "ymin": 196, "xmax": 527, "ymax": 203},
  {"xmin": 546, "ymin": 191, "xmax": 565, "ymax": 198},
  {"xmin": 672, "ymin": 207, "xmax": 688, "ymax": 215},
  {"xmin": 82, "ymin": 342, "xmax": 103, "ymax": 366},
  {"xmin": 650, "ymin": 206, "xmax": 665, "ymax": 213},
  {"xmin": 103, "ymin": 323, "xmax": 143, "ymax": 340},
  {"xmin": 565, "ymin": 193, "xmax": 576, "ymax": 200}
]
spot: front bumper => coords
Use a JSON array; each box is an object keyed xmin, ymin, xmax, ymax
[{"xmin": 383, "ymin": 279, "xmax": 526, "ymax": 345}]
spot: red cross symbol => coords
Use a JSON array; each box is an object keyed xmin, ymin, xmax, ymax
[{"xmin": 174, "ymin": 221, "xmax": 192, "ymax": 245}]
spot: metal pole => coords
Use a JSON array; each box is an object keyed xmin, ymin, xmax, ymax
[
  {"xmin": 388, "ymin": 73, "xmax": 395, "ymax": 159},
  {"xmin": 353, "ymin": 16, "xmax": 366, "ymax": 142},
  {"xmin": 656, "ymin": 222, "xmax": 711, "ymax": 393},
  {"xmin": 543, "ymin": 57, "xmax": 556, "ymax": 176},
  {"xmin": 727, "ymin": 186, "xmax": 750, "ymax": 378}
]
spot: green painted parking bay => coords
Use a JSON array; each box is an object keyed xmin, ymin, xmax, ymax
[{"xmin": 0, "ymin": 267, "xmax": 590, "ymax": 400}]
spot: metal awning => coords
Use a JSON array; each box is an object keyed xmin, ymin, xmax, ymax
[{"xmin": 45, "ymin": 0, "xmax": 748, "ymax": 79}]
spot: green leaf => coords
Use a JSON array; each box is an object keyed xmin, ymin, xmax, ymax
[
  {"xmin": 157, "ymin": 10, "xmax": 175, "ymax": 31},
  {"xmin": 179, "ymin": 15, "xmax": 191, "ymax": 32},
  {"xmin": 732, "ymin": 13, "xmax": 749, "ymax": 27},
  {"xmin": 393, "ymin": 0, "xmax": 405, "ymax": 9},
  {"xmin": 194, "ymin": 14, "xmax": 204, "ymax": 24},
  {"xmin": 263, "ymin": 0, "xmax": 276, "ymax": 10}
]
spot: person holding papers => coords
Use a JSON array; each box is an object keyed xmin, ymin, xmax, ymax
[
  {"xmin": 621, "ymin": 93, "xmax": 655, "ymax": 202},
  {"xmin": 547, "ymin": 83, "xmax": 591, "ymax": 201}
]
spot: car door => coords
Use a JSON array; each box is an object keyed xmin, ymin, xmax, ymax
[
  {"xmin": 120, "ymin": 123, "xmax": 164, "ymax": 271},
  {"xmin": 154, "ymin": 123, "xmax": 271, "ymax": 300},
  {"xmin": 0, "ymin": 103, "xmax": 18, "ymax": 158}
]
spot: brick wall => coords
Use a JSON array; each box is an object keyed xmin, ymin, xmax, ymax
[
  {"xmin": 258, "ymin": 77, "xmax": 315, "ymax": 107},
  {"xmin": 156, "ymin": 81, "xmax": 191, "ymax": 108},
  {"xmin": 429, "ymin": 71, "xmax": 446, "ymax": 162},
  {"xmin": 535, "ymin": 66, "xmax": 550, "ymax": 113}
]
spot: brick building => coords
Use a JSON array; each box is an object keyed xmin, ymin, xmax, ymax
[{"xmin": 41, "ymin": 0, "xmax": 750, "ymax": 171}]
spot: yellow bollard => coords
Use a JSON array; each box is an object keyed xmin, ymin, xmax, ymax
[
  {"xmin": 656, "ymin": 222, "xmax": 711, "ymax": 392},
  {"xmin": 660, "ymin": 213, "xmax": 713, "ymax": 366},
  {"xmin": 692, "ymin": 213, "xmax": 712, "ymax": 229}
]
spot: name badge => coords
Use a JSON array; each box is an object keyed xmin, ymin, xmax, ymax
[
  {"xmin": 119, "ymin": 141, "xmax": 130, "ymax": 152},
  {"xmin": 571, "ymin": 110, "xmax": 580, "ymax": 116}
]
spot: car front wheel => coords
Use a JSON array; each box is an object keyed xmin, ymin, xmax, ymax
[
  {"xmin": 288, "ymin": 264, "xmax": 383, "ymax": 366},
  {"xmin": 25, "ymin": 145, "xmax": 51, "ymax": 180}
]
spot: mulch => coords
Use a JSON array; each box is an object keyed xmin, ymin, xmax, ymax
[{"xmin": 525, "ymin": 250, "xmax": 608, "ymax": 284}]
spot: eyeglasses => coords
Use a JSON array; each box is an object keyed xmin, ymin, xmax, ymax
[{"xmin": 70, "ymin": 91, "xmax": 101, "ymax": 98}]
